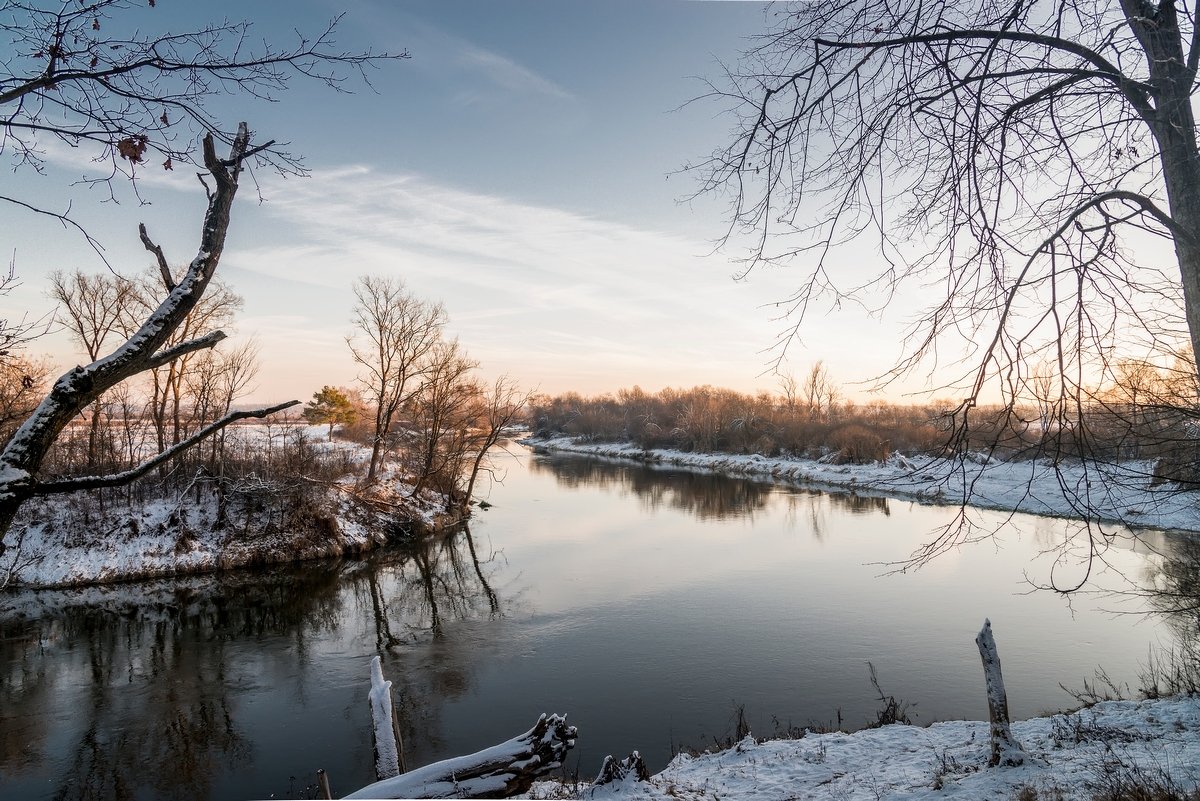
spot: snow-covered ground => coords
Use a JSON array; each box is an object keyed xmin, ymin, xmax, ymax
[
  {"xmin": 524, "ymin": 436, "xmax": 1200, "ymax": 534},
  {"xmin": 0, "ymin": 426, "xmax": 453, "ymax": 588},
  {"xmin": 528, "ymin": 696, "xmax": 1200, "ymax": 800}
]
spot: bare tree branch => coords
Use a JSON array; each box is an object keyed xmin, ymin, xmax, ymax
[{"xmin": 33, "ymin": 400, "xmax": 299, "ymax": 494}]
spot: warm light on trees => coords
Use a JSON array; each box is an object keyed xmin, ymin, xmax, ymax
[{"xmin": 304, "ymin": 385, "xmax": 358, "ymax": 441}]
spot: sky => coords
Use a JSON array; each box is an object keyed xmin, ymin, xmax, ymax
[{"xmin": 3, "ymin": 0, "xmax": 929, "ymax": 406}]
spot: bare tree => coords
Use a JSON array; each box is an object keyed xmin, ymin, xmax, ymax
[
  {"xmin": 131, "ymin": 273, "xmax": 242, "ymax": 451},
  {"xmin": 0, "ymin": 353, "xmax": 50, "ymax": 445},
  {"xmin": 698, "ymin": 0, "xmax": 1200, "ymax": 574},
  {"xmin": 1, "ymin": 1, "xmax": 406, "ymax": 250},
  {"xmin": 0, "ymin": 125, "xmax": 298, "ymax": 551},
  {"xmin": 0, "ymin": 263, "xmax": 47, "ymax": 360},
  {"xmin": 48, "ymin": 269, "xmax": 136, "ymax": 466},
  {"xmin": 409, "ymin": 339, "xmax": 478, "ymax": 499},
  {"xmin": 700, "ymin": 0, "xmax": 1200, "ymax": 420},
  {"xmin": 348, "ymin": 276, "xmax": 447, "ymax": 483},
  {"xmin": 801, "ymin": 360, "xmax": 839, "ymax": 420},
  {"xmin": 460, "ymin": 375, "xmax": 533, "ymax": 512}
]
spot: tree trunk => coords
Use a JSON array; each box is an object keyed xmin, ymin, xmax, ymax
[
  {"xmin": 344, "ymin": 713, "xmax": 578, "ymax": 800},
  {"xmin": 975, "ymin": 619, "xmax": 1026, "ymax": 767},
  {"xmin": 369, "ymin": 655, "xmax": 404, "ymax": 781}
]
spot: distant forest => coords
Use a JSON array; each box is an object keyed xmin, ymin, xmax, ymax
[{"xmin": 531, "ymin": 360, "xmax": 1200, "ymax": 482}]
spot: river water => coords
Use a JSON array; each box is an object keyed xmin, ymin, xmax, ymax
[{"xmin": 0, "ymin": 445, "xmax": 1192, "ymax": 800}]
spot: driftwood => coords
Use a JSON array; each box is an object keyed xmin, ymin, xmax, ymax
[
  {"xmin": 975, "ymin": 618, "xmax": 1027, "ymax": 767},
  {"xmin": 344, "ymin": 713, "xmax": 577, "ymax": 799},
  {"xmin": 594, "ymin": 751, "xmax": 649, "ymax": 786}
]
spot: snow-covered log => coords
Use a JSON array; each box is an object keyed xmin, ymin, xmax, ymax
[
  {"xmin": 975, "ymin": 618, "xmax": 1027, "ymax": 767},
  {"xmin": 594, "ymin": 751, "xmax": 649, "ymax": 786},
  {"xmin": 0, "ymin": 123, "xmax": 298, "ymax": 550},
  {"xmin": 369, "ymin": 655, "xmax": 404, "ymax": 780},
  {"xmin": 343, "ymin": 713, "xmax": 578, "ymax": 799}
]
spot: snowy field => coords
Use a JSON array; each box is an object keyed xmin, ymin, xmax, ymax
[
  {"xmin": 527, "ymin": 696, "xmax": 1200, "ymax": 800},
  {"xmin": 524, "ymin": 436, "xmax": 1200, "ymax": 535}
]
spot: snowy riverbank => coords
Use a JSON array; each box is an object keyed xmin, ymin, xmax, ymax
[
  {"xmin": 0, "ymin": 428, "xmax": 456, "ymax": 589},
  {"xmin": 523, "ymin": 436, "xmax": 1200, "ymax": 534},
  {"xmin": 528, "ymin": 696, "xmax": 1200, "ymax": 800},
  {"xmin": 0, "ymin": 479, "xmax": 450, "ymax": 588}
]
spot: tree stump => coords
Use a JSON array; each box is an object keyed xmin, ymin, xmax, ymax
[{"xmin": 976, "ymin": 618, "xmax": 1027, "ymax": 767}]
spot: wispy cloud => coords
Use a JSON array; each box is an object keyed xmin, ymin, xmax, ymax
[
  {"xmin": 222, "ymin": 164, "xmax": 780, "ymax": 394},
  {"xmin": 457, "ymin": 44, "xmax": 573, "ymax": 101}
]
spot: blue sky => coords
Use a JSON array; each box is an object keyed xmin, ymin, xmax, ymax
[{"xmin": 3, "ymin": 0, "xmax": 911, "ymax": 404}]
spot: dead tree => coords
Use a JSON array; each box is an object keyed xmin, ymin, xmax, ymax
[
  {"xmin": 0, "ymin": 124, "xmax": 298, "ymax": 552},
  {"xmin": 344, "ymin": 713, "xmax": 578, "ymax": 799},
  {"xmin": 368, "ymin": 655, "xmax": 406, "ymax": 780},
  {"xmin": 975, "ymin": 619, "xmax": 1027, "ymax": 767}
]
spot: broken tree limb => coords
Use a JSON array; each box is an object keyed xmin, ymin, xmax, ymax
[
  {"xmin": 975, "ymin": 618, "xmax": 1027, "ymax": 767},
  {"xmin": 369, "ymin": 655, "xmax": 401, "ymax": 781},
  {"xmin": 343, "ymin": 713, "xmax": 578, "ymax": 800},
  {"xmin": 0, "ymin": 122, "xmax": 290, "ymax": 548},
  {"xmin": 594, "ymin": 751, "xmax": 649, "ymax": 786}
]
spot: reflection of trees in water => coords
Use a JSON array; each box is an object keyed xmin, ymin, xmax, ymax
[
  {"xmin": 359, "ymin": 524, "xmax": 501, "ymax": 646},
  {"xmin": 1144, "ymin": 533, "xmax": 1200, "ymax": 638},
  {"xmin": 530, "ymin": 453, "xmax": 890, "ymax": 527},
  {"xmin": 778, "ymin": 488, "xmax": 891, "ymax": 541},
  {"xmin": 355, "ymin": 525, "xmax": 507, "ymax": 761},
  {"xmin": 0, "ymin": 566, "xmax": 348, "ymax": 800},
  {"xmin": 529, "ymin": 454, "xmax": 773, "ymax": 520},
  {"xmin": 0, "ymin": 530, "xmax": 506, "ymax": 801}
]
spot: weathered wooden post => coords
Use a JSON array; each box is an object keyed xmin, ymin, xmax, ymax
[
  {"xmin": 975, "ymin": 618, "xmax": 1027, "ymax": 767},
  {"xmin": 369, "ymin": 655, "xmax": 402, "ymax": 781},
  {"xmin": 316, "ymin": 769, "xmax": 332, "ymax": 800}
]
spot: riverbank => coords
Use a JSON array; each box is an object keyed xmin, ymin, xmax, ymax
[
  {"xmin": 523, "ymin": 435, "xmax": 1200, "ymax": 534},
  {"xmin": 0, "ymin": 429, "xmax": 460, "ymax": 589},
  {"xmin": 528, "ymin": 695, "xmax": 1200, "ymax": 800}
]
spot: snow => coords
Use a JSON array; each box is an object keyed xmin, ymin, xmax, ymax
[
  {"xmin": 370, "ymin": 655, "xmax": 402, "ymax": 781},
  {"xmin": 526, "ymin": 697, "xmax": 1200, "ymax": 801},
  {"xmin": 522, "ymin": 436, "xmax": 1200, "ymax": 534},
  {"xmin": 0, "ymin": 426, "xmax": 454, "ymax": 587},
  {"xmin": 346, "ymin": 713, "xmax": 578, "ymax": 799}
]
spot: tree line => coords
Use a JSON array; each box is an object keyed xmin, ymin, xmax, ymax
[
  {"xmin": 533, "ymin": 356, "xmax": 1200, "ymax": 483},
  {"xmin": 0, "ymin": 265, "xmax": 527, "ymax": 562}
]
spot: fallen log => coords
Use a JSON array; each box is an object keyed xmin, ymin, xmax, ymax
[{"xmin": 343, "ymin": 713, "xmax": 578, "ymax": 799}]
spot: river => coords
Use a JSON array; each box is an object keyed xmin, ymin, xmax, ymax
[{"xmin": 0, "ymin": 445, "xmax": 1192, "ymax": 800}]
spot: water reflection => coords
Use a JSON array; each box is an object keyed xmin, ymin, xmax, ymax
[
  {"xmin": 0, "ymin": 525, "xmax": 503, "ymax": 801},
  {"xmin": 1144, "ymin": 533, "xmax": 1200, "ymax": 634},
  {"xmin": 528, "ymin": 452, "xmax": 891, "ymax": 523}
]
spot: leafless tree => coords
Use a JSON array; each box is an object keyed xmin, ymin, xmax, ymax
[
  {"xmin": 0, "ymin": 263, "xmax": 47, "ymax": 361},
  {"xmin": 698, "ymin": 0, "xmax": 1200, "ymax": 576},
  {"xmin": 348, "ymin": 276, "xmax": 447, "ymax": 483},
  {"xmin": 1, "ymin": 0, "xmax": 406, "ymax": 251},
  {"xmin": 801, "ymin": 360, "xmax": 839, "ymax": 420},
  {"xmin": 409, "ymin": 339, "xmax": 478, "ymax": 499},
  {"xmin": 459, "ymin": 375, "xmax": 533, "ymax": 512},
  {"xmin": 132, "ymin": 272, "xmax": 242, "ymax": 451},
  {"xmin": 0, "ymin": 125, "xmax": 299, "ymax": 552},
  {"xmin": 701, "ymin": 0, "xmax": 1200, "ymax": 414},
  {"xmin": 0, "ymin": 353, "xmax": 50, "ymax": 445},
  {"xmin": 48, "ymin": 269, "xmax": 136, "ymax": 466}
]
